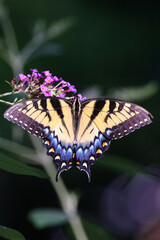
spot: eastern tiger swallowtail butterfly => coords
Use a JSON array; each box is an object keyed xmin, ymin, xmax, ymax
[{"xmin": 4, "ymin": 96, "xmax": 153, "ymax": 181}]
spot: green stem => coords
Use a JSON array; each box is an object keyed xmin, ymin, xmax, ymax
[
  {"xmin": 0, "ymin": 91, "xmax": 13, "ymax": 97},
  {"xmin": 0, "ymin": 91, "xmax": 24, "ymax": 105},
  {"xmin": 0, "ymin": 90, "xmax": 28, "ymax": 98},
  {"xmin": 20, "ymin": 17, "xmax": 74, "ymax": 64},
  {"xmin": 0, "ymin": 2, "xmax": 19, "ymax": 55},
  {"xmin": 0, "ymin": 99, "xmax": 13, "ymax": 105},
  {"xmin": 43, "ymin": 160, "xmax": 88, "ymax": 240},
  {"xmin": 0, "ymin": 2, "xmax": 24, "ymax": 74},
  {"xmin": 30, "ymin": 135, "xmax": 89, "ymax": 240}
]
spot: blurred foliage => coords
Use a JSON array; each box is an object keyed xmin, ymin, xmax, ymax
[
  {"xmin": 82, "ymin": 218, "xmax": 116, "ymax": 240},
  {"xmin": 0, "ymin": 0, "xmax": 160, "ymax": 240},
  {"xmin": 107, "ymin": 81, "xmax": 159, "ymax": 102},
  {"xmin": 0, "ymin": 153, "xmax": 49, "ymax": 179},
  {"xmin": 97, "ymin": 154, "xmax": 145, "ymax": 175},
  {"xmin": 0, "ymin": 225, "xmax": 25, "ymax": 240},
  {"xmin": 28, "ymin": 208, "xmax": 68, "ymax": 229}
]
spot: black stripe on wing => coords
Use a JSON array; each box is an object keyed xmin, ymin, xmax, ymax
[
  {"xmin": 82, "ymin": 98, "xmax": 153, "ymax": 140},
  {"xmin": 105, "ymin": 101, "xmax": 153, "ymax": 140},
  {"xmin": 4, "ymin": 98, "xmax": 71, "ymax": 138}
]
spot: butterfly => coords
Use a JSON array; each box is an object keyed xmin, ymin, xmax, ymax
[{"xmin": 4, "ymin": 96, "xmax": 153, "ymax": 181}]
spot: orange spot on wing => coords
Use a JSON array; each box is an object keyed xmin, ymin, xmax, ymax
[
  {"xmin": 45, "ymin": 140, "xmax": 50, "ymax": 145},
  {"xmin": 49, "ymin": 147, "xmax": 55, "ymax": 152},
  {"xmin": 102, "ymin": 142, "xmax": 107, "ymax": 147},
  {"xmin": 69, "ymin": 162, "xmax": 72, "ymax": 165},
  {"xmin": 76, "ymin": 161, "xmax": 80, "ymax": 165},
  {"xmin": 96, "ymin": 149, "xmax": 102, "ymax": 154}
]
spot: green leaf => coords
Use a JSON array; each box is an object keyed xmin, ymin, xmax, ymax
[
  {"xmin": 28, "ymin": 208, "xmax": 68, "ymax": 229},
  {"xmin": 97, "ymin": 154, "xmax": 144, "ymax": 175},
  {"xmin": 0, "ymin": 153, "xmax": 49, "ymax": 179},
  {"xmin": 82, "ymin": 218, "xmax": 115, "ymax": 240},
  {"xmin": 0, "ymin": 225, "xmax": 25, "ymax": 240}
]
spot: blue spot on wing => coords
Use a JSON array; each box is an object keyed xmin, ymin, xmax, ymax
[
  {"xmin": 55, "ymin": 144, "xmax": 62, "ymax": 155},
  {"xmin": 94, "ymin": 138, "xmax": 101, "ymax": 149},
  {"xmin": 76, "ymin": 148, "xmax": 83, "ymax": 161},
  {"xmin": 43, "ymin": 131, "xmax": 73, "ymax": 165},
  {"xmin": 51, "ymin": 137, "xmax": 58, "ymax": 148},
  {"xmin": 61, "ymin": 148, "xmax": 66, "ymax": 159},
  {"xmin": 75, "ymin": 132, "xmax": 111, "ymax": 163},
  {"xmin": 67, "ymin": 148, "xmax": 73, "ymax": 161},
  {"xmin": 99, "ymin": 133, "xmax": 107, "ymax": 142},
  {"xmin": 84, "ymin": 148, "xmax": 90, "ymax": 160}
]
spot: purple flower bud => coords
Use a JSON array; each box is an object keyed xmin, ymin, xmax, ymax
[
  {"xmin": 11, "ymin": 80, "xmax": 16, "ymax": 86},
  {"xmin": 19, "ymin": 73, "xmax": 29, "ymax": 83},
  {"xmin": 57, "ymin": 93, "xmax": 66, "ymax": 98},
  {"xmin": 44, "ymin": 90, "xmax": 51, "ymax": 97},
  {"xmin": 59, "ymin": 78, "xmax": 66, "ymax": 85},
  {"xmin": 37, "ymin": 73, "xmax": 43, "ymax": 78},
  {"xmin": 40, "ymin": 84, "xmax": 48, "ymax": 92},
  {"xmin": 77, "ymin": 94, "xmax": 87, "ymax": 101},
  {"xmin": 45, "ymin": 77, "xmax": 53, "ymax": 84},
  {"xmin": 66, "ymin": 82, "xmax": 71, "ymax": 87},
  {"xmin": 30, "ymin": 69, "xmax": 38, "ymax": 73},
  {"xmin": 53, "ymin": 76, "xmax": 59, "ymax": 82},
  {"xmin": 42, "ymin": 70, "xmax": 52, "ymax": 77},
  {"xmin": 69, "ymin": 85, "xmax": 77, "ymax": 93}
]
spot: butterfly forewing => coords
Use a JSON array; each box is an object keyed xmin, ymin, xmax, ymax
[
  {"xmin": 4, "ymin": 98, "xmax": 70, "ymax": 136},
  {"xmin": 82, "ymin": 98, "xmax": 153, "ymax": 140}
]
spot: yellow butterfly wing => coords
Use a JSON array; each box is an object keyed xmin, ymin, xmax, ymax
[
  {"xmin": 74, "ymin": 98, "xmax": 153, "ymax": 181},
  {"xmin": 82, "ymin": 98, "xmax": 153, "ymax": 140},
  {"xmin": 4, "ymin": 97, "xmax": 75, "ymax": 180}
]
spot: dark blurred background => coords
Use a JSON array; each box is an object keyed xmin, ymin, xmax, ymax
[{"xmin": 0, "ymin": 0, "xmax": 160, "ymax": 240}]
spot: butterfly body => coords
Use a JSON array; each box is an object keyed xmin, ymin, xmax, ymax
[{"xmin": 4, "ymin": 96, "xmax": 153, "ymax": 181}]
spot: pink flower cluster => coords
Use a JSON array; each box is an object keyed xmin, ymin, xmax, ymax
[{"xmin": 11, "ymin": 69, "xmax": 87, "ymax": 101}]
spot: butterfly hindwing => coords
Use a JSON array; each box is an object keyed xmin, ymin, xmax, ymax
[{"xmin": 82, "ymin": 98, "xmax": 153, "ymax": 140}]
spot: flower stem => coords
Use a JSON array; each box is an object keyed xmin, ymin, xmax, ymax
[
  {"xmin": 0, "ymin": 91, "xmax": 13, "ymax": 97},
  {"xmin": 0, "ymin": 90, "xmax": 28, "ymax": 98},
  {"xmin": 30, "ymin": 135, "xmax": 89, "ymax": 240},
  {"xmin": 0, "ymin": 99, "xmax": 13, "ymax": 105},
  {"xmin": 43, "ymin": 160, "xmax": 88, "ymax": 240}
]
